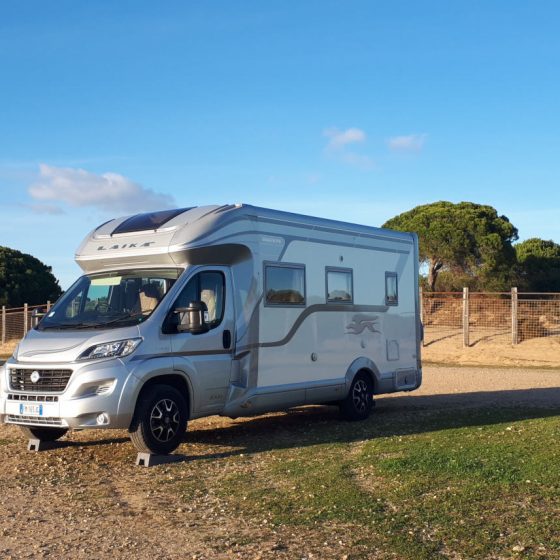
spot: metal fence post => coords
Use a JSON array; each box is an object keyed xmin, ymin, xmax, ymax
[
  {"xmin": 462, "ymin": 287, "xmax": 469, "ymax": 347},
  {"xmin": 511, "ymin": 287, "xmax": 518, "ymax": 345},
  {"xmin": 24, "ymin": 303, "xmax": 28, "ymax": 335},
  {"xmin": 1, "ymin": 305, "xmax": 5, "ymax": 345}
]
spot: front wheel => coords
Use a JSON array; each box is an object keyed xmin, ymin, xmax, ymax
[
  {"xmin": 339, "ymin": 372, "xmax": 374, "ymax": 421},
  {"xmin": 19, "ymin": 425, "xmax": 68, "ymax": 441},
  {"xmin": 129, "ymin": 384, "xmax": 188, "ymax": 455}
]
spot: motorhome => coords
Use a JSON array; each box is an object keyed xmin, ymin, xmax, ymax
[{"xmin": 0, "ymin": 204, "xmax": 422, "ymax": 455}]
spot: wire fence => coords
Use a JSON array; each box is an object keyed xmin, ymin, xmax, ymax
[
  {"xmin": 1, "ymin": 303, "xmax": 52, "ymax": 346},
  {"xmin": 2, "ymin": 290, "xmax": 560, "ymax": 350},
  {"xmin": 422, "ymin": 289, "xmax": 560, "ymax": 347}
]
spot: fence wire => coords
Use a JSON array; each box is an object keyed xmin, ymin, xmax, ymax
[
  {"xmin": 422, "ymin": 291, "xmax": 560, "ymax": 347},
  {"xmin": 2, "ymin": 293, "xmax": 560, "ymax": 350},
  {"xmin": 1, "ymin": 304, "xmax": 50, "ymax": 346}
]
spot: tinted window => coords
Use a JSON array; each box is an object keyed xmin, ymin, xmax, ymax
[
  {"xmin": 327, "ymin": 268, "xmax": 353, "ymax": 303},
  {"xmin": 265, "ymin": 264, "xmax": 305, "ymax": 306},
  {"xmin": 112, "ymin": 208, "xmax": 193, "ymax": 234},
  {"xmin": 385, "ymin": 272, "xmax": 398, "ymax": 305},
  {"xmin": 173, "ymin": 271, "xmax": 225, "ymax": 327}
]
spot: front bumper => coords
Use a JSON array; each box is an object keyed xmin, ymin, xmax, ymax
[{"xmin": 0, "ymin": 358, "xmax": 139, "ymax": 430}]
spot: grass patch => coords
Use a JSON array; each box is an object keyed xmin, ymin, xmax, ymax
[{"xmin": 194, "ymin": 408, "xmax": 560, "ymax": 559}]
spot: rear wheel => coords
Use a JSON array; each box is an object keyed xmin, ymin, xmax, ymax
[
  {"xmin": 129, "ymin": 384, "xmax": 188, "ymax": 455},
  {"xmin": 19, "ymin": 425, "xmax": 68, "ymax": 441},
  {"xmin": 339, "ymin": 372, "xmax": 374, "ymax": 421}
]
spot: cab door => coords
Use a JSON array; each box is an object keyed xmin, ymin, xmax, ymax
[{"xmin": 167, "ymin": 267, "xmax": 234, "ymax": 414}]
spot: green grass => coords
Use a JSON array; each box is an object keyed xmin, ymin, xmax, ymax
[{"xmin": 183, "ymin": 407, "xmax": 560, "ymax": 559}]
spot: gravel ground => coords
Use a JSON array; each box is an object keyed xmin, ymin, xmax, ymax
[{"xmin": 0, "ymin": 365, "xmax": 558, "ymax": 560}]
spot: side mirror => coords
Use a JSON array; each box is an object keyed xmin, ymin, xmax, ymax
[{"xmin": 175, "ymin": 301, "xmax": 210, "ymax": 334}]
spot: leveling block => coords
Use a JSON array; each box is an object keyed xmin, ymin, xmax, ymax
[
  {"xmin": 27, "ymin": 438, "xmax": 186, "ymax": 466},
  {"xmin": 135, "ymin": 452, "xmax": 186, "ymax": 467},
  {"xmin": 27, "ymin": 438, "xmax": 58, "ymax": 452}
]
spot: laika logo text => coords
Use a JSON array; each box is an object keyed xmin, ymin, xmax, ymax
[{"xmin": 97, "ymin": 242, "xmax": 156, "ymax": 251}]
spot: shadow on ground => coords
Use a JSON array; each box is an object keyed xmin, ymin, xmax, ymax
[{"xmin": 14, "ymin": 387, "xmax": 560, "ymax": 463}]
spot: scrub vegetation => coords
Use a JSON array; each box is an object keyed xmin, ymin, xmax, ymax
[{"xmin": 0, "ymin": 245, "xmax": 62, "ymax": 307}]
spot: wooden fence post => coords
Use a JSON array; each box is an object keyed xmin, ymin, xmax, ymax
[
  {"xmin": 47, "ymin": 300, "xmax": 51, "ymax": 312},
  {"xmin": 1, "ymin": 306, "xmax": 5, "ymax": 345},
  {"xmin": 462, "ymin": 287, "xmax": 469, "ymax": 347},
  {"xmin": 511, "ymin": 287, "xmax": 518, "ymax": 346},
  {"xmin": 23, "ymin": 303, "xmax": 28, "ymax": 335}
]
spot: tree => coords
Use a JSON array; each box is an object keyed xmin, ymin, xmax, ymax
[
  {"xmin": 515, "ymin": 238, "xmax": 560, "ymax": 292},
  {"xmin": 383, "ymin": 201, "xmax": 519, "ymax": 291},
  {"xmin": 0, "ymin": 246, "xmax": 62, "ymax": 307}
]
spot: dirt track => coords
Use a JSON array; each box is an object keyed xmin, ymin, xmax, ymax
[{"xmin": 0, "ymin": 366, "xmax": 559, "ymax": 560}]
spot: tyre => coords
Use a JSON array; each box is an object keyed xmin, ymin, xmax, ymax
[
  {"xmin": 19, "ymin": 425, "xmax": 68, "ymax": 441},
  {"xmin": 129, "ymin": 384, "xmax": 188, "ymax": 455},
  {"xmin": 339, "ymin": 371, "xmax": 374, "ymax": 421}
]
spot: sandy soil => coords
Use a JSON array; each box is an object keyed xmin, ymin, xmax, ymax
[
  {"xmin": 423, "ymin": 332, "xmax": 560, "ymax": 368},
  {"xmin": 0, "ymin": 366, "xmax": 558, "ymax": 560}
]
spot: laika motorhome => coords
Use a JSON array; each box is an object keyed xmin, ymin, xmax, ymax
[{"xmin": 1, "ymin": 204, "xmax": 422, "ymax": 455}]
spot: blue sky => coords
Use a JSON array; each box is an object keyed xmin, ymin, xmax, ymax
[{"xmin": 1, "ymin": 1, "xmax": 559, "ymax": 289}]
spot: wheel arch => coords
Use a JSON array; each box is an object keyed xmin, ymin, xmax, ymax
[
  {"xmin": 345, "ymin": 357, "xmax": 381, "ymax": 394},
  {"xmin": 129, "ymin": 371, "xmax": 193, "ymax": 429}
]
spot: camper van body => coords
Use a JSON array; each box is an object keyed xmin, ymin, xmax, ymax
[{"xmin": 0, "ymin": 204, "xmax": 422, "ymax": 453}]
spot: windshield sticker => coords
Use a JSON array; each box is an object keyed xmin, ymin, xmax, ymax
[{"xmin": 91, "ymin": 276, "xmax": 122, "ymax": 286}]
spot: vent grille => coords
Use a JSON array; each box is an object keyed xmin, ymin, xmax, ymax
[
  {"xmin": 7, "ymin": 394, "xmax": 59, "ymax": 402},
  {"xmin": 9, "ymin": 369, "xmax": 72, "ymax": 393},
  {"xmin": 6, "ymin": 415, "xmax": 64, "ymax": 426}
]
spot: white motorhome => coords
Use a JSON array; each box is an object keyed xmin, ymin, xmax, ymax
[{"xmin": 0, "ymin": 204, "xmax": 422, "ymax": 454}]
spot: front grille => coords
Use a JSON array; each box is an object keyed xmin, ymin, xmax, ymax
[
  {"xmin": 6, "ymin": 415, "xmax": 64, "ymax": 426},
  {"xmin": 9, "ymin": 369, "xmax": 72, "ymax": 393},
  {"xmin": 8, "ymin": 394, "xmax": 59, "ymax": 402}
]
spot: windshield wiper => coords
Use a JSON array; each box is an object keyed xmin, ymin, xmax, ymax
[
  {"xmin": 39, "ymin": 311, "xmax": 150, "ymax": 330},
  {"xmin": 99, "ymin": 311, "xmax": 149, "ymax": 327},
  {"xmin": 40, "ymin": 322, "xmax": 105, "ymax": 330}
]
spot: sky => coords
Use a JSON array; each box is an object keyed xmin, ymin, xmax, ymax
[{"xmin": 1, "ymin": 1, "xmax": 559, "ymax": 289}]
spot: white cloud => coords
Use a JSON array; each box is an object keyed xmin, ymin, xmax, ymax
[
  {"xmin": 324, "ymin": 127, "xmax": 366, "ymax": 151},
  {"xmin": 339, "ymin": 152, "xmax": 375, "ymax": 170},
  {"xmin": 25, "ymin": 203, "xmax": 66, "ymax": 215},
  {"xmin": 29, "ymin": 164, "xmax": 175, "ymax": 213},
  {"xmin": 387, "ymin": 134, "xmax": 427, "ymax": 152},
  {"xmin": 323, "ymin": 127, "xmax": 374, "ymax": 169}
]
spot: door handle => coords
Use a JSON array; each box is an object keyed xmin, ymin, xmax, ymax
[{"xmin": 223, "ymin": 329, "xmax": 232, "ymax": 350}]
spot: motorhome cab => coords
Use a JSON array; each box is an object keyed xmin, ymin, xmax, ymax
[{"xmin": 0, "ymin": 204, "xmax": 422, "ymax": 454}]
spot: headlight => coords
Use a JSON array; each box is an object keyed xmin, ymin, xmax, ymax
[{"xmin": 78, "ymin": 338, "xmax": 142, "ymax": 361}]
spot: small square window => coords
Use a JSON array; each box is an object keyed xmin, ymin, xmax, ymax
[
  {"xmin": 385, "ymin": 272, "xmax": 398, "ymax": 306},
  {"xmin": 326, "ymin": 268, "xmax": 353, "ymax": 303},
  {"xmin": 265, "ymin": 264, "xmax": 306, "ymax": 306}
]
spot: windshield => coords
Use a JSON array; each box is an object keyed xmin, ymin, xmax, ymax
[{"xmin": 37, "ymin": 269, "xmax": 182, "ymax": 330}]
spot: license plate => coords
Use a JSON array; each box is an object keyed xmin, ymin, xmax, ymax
[{"xmin": 19, "ymin": 403, "xmax": 44, "ymax": 416}]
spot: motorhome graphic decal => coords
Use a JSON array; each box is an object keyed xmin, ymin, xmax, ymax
[{"xmin": 346, "ymin": 314, "xmax": 380, "ymax": 335}]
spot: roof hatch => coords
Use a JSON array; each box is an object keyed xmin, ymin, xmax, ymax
[{"xmin": 111, "ymin": 207, "xmax": 194, "ymax": 235}]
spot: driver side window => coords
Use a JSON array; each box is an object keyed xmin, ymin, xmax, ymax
[{"xmin": 173, "ymin": 271, "xmax": 225, "ymax": 328}]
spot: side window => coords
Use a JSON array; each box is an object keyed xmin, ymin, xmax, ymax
[
  {"xmin": 265, "ymin": 263, "xmax": 306, "ymax": 306},
  {"xmin": 173, "ymin": 271, "xmax": 225, "ymax": 328},
  {"xmin": 326, "ymin": 268, "xmax": 353, "ymax": 303},
  {"xmin": 385, "ymin": 272, "xmax": 398, "ymax": 306}
]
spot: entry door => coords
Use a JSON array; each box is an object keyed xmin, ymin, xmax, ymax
[{"xmin": 169, "ymin": 267, "xmax": 234, "ymax": 414}]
